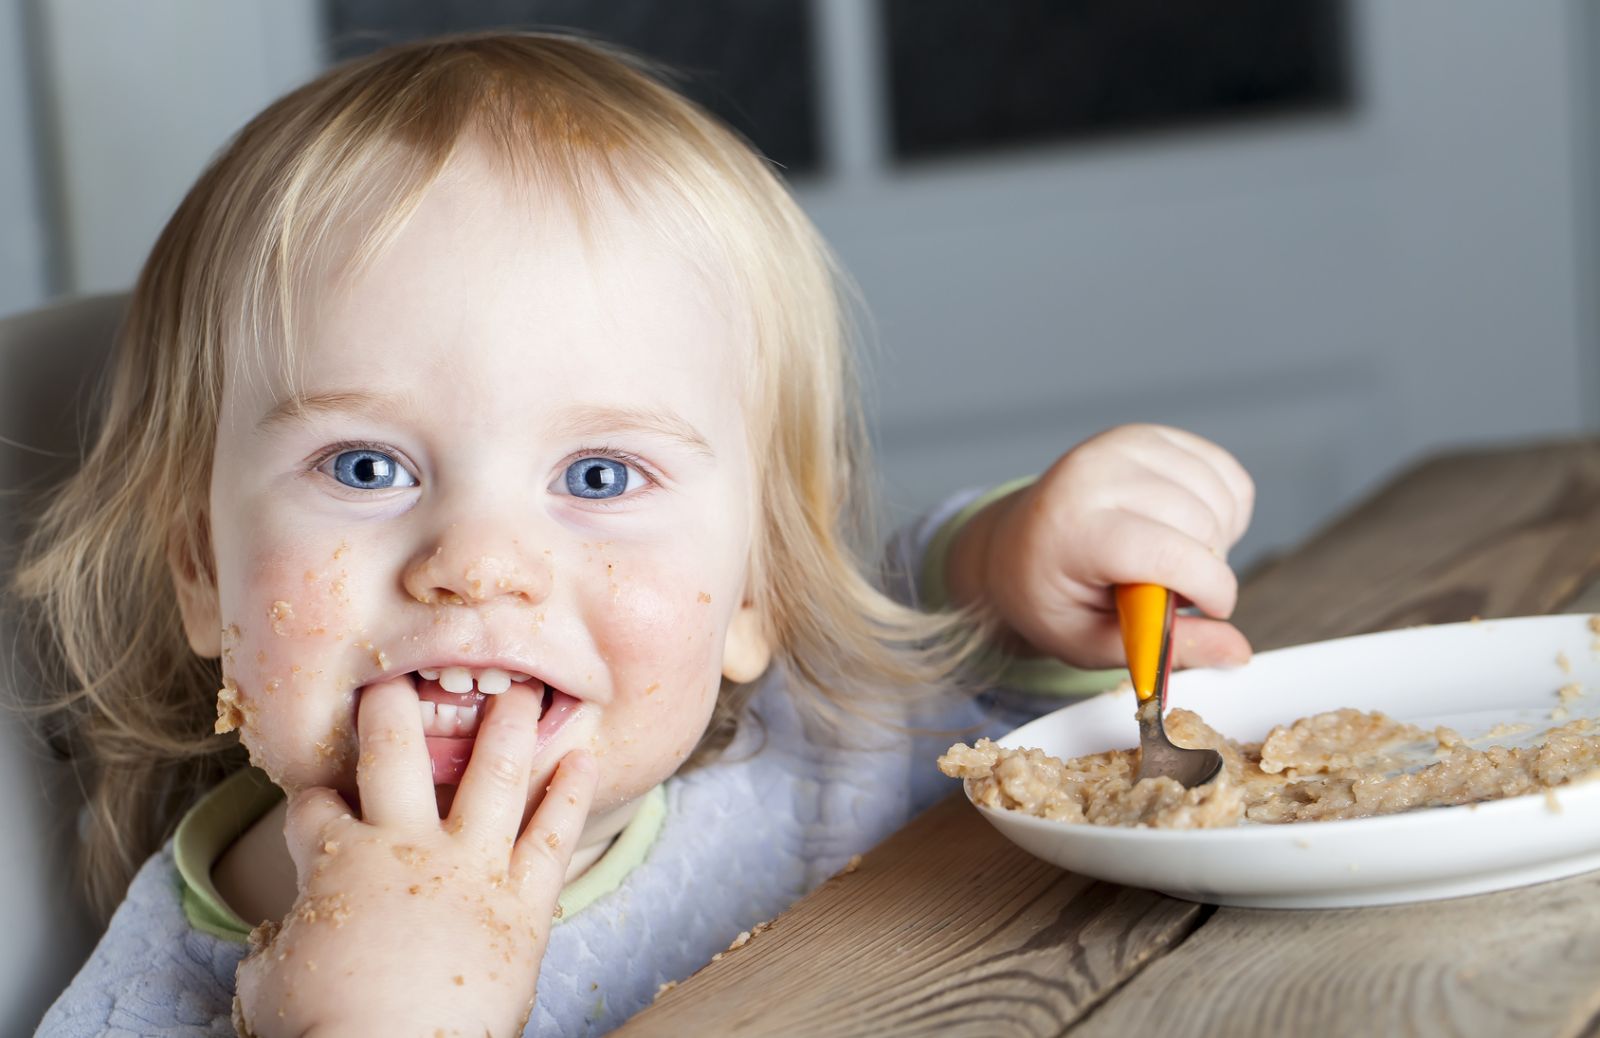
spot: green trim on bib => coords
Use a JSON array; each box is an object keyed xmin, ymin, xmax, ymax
[{"xmin": 175, "ymin": 768, "xmax": 666, "ymax": 942}]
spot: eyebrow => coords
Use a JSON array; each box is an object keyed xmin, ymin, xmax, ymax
[
  {"xmin": 258, "ymin": 390, "xmax": 715, "ymax": 459},
  {"xmin": 555, "ymin": 403, "xmax": 716, "ymax": 460},
  {"xmin": 257, "ymin": 390, "xmax": 421, "ymax": 433}
]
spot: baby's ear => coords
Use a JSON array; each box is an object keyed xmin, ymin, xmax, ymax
[
  {"xmin": 721, "ymin": 598, "xmax": 772, "ymax": 684},
  {"xmin": 167, "ymin": 510, "xmax": 222, "ymax": 658}
]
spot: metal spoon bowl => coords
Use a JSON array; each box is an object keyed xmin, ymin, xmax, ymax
[
  {"xmin": 1116, "ymin": 583, "xmax": 1224, "ymax": 788},
  {"xmin": 1135, "ymin": 695, "xmax": 1223, "ymax": 786}
]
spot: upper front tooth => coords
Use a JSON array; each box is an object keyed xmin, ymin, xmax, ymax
[
  {"xmin": 439, "ymin": 666, "xmax": 473, "ymax": 693},
  {"xmin": 477, "ymin": 668, "xmax": 511, "ymax": 694},
  {"xmin": 418, "ymin": 668, "xmax": 440, "ymax": 681},
  {"xmin": 510, "ymin": 671, "xmax": 531, "ymax": 683}
]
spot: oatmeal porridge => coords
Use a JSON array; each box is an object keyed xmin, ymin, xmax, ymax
[{"xmin": 939, "ymin": 707, "xmax": 1600, "ymax": 829}]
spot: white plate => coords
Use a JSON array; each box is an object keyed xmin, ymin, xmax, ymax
[{"xmin": 974, "ymin": 615, "xmax": 1600, "ymax": 908}]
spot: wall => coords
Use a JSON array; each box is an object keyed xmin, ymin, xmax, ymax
[
  {"xmin": 0, "ymin": 0, "xmax": 48, "ymax": 313},
  {"xmin": 32, "ymin": 0, "xmax": 325, "ymax": 293}
]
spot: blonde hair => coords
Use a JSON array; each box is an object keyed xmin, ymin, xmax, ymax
[{"xmin": 8, "ymin": 32, "xmax": 990, "ymax": 922}]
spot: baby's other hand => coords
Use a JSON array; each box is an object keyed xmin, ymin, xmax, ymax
[
  {"xmin": 233, "ymin": 678, "xmax": 597, "ymax": 1038},
  {"xmin": 947, "ymin": 423, "xmax": 1255, "ymax": 672}
]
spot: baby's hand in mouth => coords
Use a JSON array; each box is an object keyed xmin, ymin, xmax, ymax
[
  {"xmin": 372, "ymin": 668, "xmax": 580, "ymax": 786},
  {"xmin": 233, "ymin": 677, "xmax": 598, "ymax": 1037}
]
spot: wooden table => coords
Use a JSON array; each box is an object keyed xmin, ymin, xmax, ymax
[{"xmin": 616, "ymin": 442, "xmax": 1600, "ymax": 1037}]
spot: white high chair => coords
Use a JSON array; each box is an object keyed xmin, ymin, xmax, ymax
[{"xmin": 0, "ymin": 293, "xmax": 128, "ymax": 1032}]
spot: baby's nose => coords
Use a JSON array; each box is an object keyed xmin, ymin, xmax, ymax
[{"xmin": 403, "ymin": 525, "xmax": 551, "ymax": 607}]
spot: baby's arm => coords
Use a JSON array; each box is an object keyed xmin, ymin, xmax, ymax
[
  {"xmin": 944, "ymin": 424, "xmax": 1255, "ymax": 671},
  {"xmin": 234, "ymin": 679, "xmax": 596, "ymax": 1037}
]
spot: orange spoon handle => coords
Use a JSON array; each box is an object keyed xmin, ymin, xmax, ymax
[{"xmin": 1115, "ymin": 583, "xmax": 1175, "ymax": 703}]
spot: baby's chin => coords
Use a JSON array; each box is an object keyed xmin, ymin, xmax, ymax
[{"xmin": 237, "ymin": 729, "xmax": 330, "ymax": 795}]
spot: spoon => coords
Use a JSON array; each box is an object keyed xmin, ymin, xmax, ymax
[{"xmin": 1115, "ymin": 583, "xmax": 1223, "ymax": 787}]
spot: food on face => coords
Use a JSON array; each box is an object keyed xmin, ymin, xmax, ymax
[
  {"xmin": 939, "ymin": 707, "xmax": 1600, "ymax": 829},
  {"xmin": 215, "ymin": 680, "xmax": 245, "ymax": 734}
]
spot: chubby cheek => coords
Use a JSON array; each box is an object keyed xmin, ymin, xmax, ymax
[
  {"xmin": 582, "ymin": 549, "xmax": 736, "ymax": 800},
  {"xmin": 217, "ymin": 538, "xmax": 372, "ymax": 793}
]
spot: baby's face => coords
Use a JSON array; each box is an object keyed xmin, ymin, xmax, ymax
[{"xmin": 189, "ymin": 146, "xmax": 766, "ymax": 831}]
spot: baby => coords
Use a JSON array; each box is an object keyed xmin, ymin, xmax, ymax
[{"xmin": 13, "ymin": 32, "xmax": 1253, "ymax": 1036}]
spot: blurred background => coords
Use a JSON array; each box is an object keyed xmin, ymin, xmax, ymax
[{"xmin": 2, "ymin": 0, "xmax": 1596, "ymax": 567}]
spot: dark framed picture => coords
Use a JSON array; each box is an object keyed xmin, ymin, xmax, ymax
[
  {"xmin": 326, "ymin": 0, "xmax": 821, "ymax": 174},
  {"xmin": 884, "ymin": 0, "xmax": 1351, "ymax": 161}
]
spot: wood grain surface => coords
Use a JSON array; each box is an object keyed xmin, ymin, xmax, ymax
[
  {"xmin": 616, "ymin": 441, "xmax": 1600, "ymax": 1037},
  {"xmin": 1233, "ymin": 441, "xmax": 1600, "ymax": 650},
  {"xmin": 1075, "ymin": 870, "xmax": 1600, "ymax": 1038},
  {"xmin": 616, "ymin": 795, "xmax": 1204, "ymax": 1037}
]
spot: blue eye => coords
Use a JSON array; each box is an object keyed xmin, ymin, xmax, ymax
[
  {"xmin": 329, "ymin": 449, "xmax": 416, "ymax": 490},
  {"xmin": 564, "ymin": 458, "xmax": 630, "ymax": 499}
]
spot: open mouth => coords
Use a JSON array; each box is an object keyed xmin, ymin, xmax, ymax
[{"xmin": 401, "ymin": 670, "xmax": 582, "ymax": 785}]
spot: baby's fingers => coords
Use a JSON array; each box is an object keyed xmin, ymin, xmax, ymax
[
  {"xmin": 1170, "ymin": 615, "xmax": 1253, "ymax": 670},
  {"xmin": 449, "ymin": 683, "xmax": 544, "ymax": 840},
  {"xmin": 511, "ymin": 752, "xmax": 598, "ymax": 900},
  {"xmin": 283, "ymin": 786, "xmax": 353, "ymax": 881},
  {"xmin": 356, "ymin": 676, "xmax": 434, "ymax": 828},
  {"xmin": 1149, "ymin": 426, "xmax": 1255, "ymax": 536},
  {"xmin": 1099, "ymin": 510, "xmax": 1240, "ymax": 621}
]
